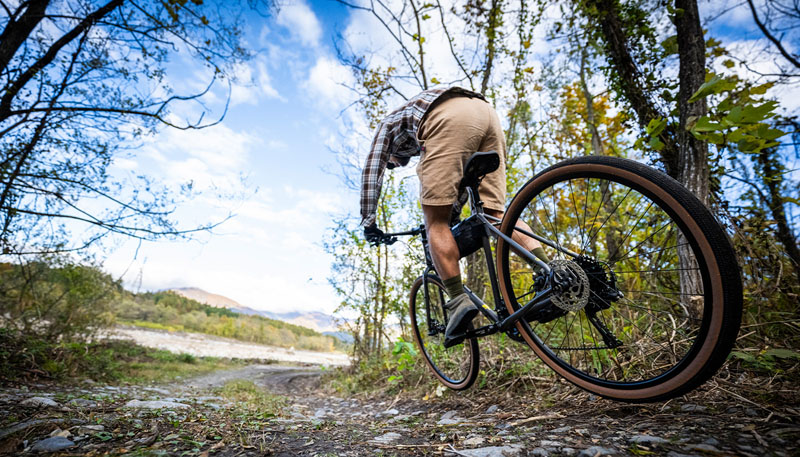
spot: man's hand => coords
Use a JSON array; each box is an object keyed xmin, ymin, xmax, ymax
[
  {"xmin": 364, "ymin": 224, "xmax": 396, "ymax": 246},
  {"xmin": 364, "ymin": 224, "xmax": 385, "ymax": 245}
]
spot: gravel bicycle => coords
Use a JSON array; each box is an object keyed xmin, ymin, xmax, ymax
[{"xmin": 375, "ymin": 152, "xmax": 742, "ymax": 402}]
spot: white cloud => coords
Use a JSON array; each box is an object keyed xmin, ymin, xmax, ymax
[
  {"xmin": 303, "ymin": 56, "xmax": 355, "ymax": 110},
  {"xmin": 229, "ymin": 59, "xmax": 286, "ymax": 105},
  {"xmin": 276, "ymin": 0, "xmax": 322, "ymax": 48}
]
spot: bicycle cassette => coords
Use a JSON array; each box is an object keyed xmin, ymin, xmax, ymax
[{"xmin": 549, "ymin": 259, "xmax": 590, "ymax": 311}]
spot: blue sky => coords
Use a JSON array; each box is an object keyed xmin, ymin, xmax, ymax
[
  {"xmin": 99, "ymin": 0, "xmax": 798, "ymax": 315},
  {"xmin": 103, "ymin": 0, "xmax": 363, "ymax": 314}
]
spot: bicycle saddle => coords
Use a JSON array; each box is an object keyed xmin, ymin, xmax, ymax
[{"xmin": 460, "ymin": 150, "xmax": 500, "ymax": 189}]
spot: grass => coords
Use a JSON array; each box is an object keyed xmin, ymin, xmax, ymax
[
  {"xmin": 216, "ymin": 380, "xmax": 287, "ymax": 421},
  {"xmin": 118, "ymin": 350, "xmax": 243, "ymax": 384},
  {"xmin": 0, "ymin": 327, "xmax": 242, "ymax": 385}
]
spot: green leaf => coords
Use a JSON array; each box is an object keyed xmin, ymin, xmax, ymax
[
  {"xmin": 730, "ymin": 351, "xmax": 756, "ymax": 362},
  {"xmin": 646, "ymin": 117, "xmax": 667, "ymax": 136},
  {"xmin": 722, "ymin": 60, "xmax": 735, "ymax": 69},
  {"xmin": 691, "ymin": 116, "xmax": 721, "ymax": 133},
  {"xmin": 661, "ymin": 35, "xmax": 678, "ymax": 55},
  {"xmin": 757, "ymin": 124, "xmax": 786, "ymax": 141},
  {"xmin": 648, "ymin": 135, "xmax": 665, "ymax": 151},
  {"xmin": 723, "ymin": 106, "xmax": 743, "ymax": 125},
  {"xmin": 764, "ymin": 349, "xmax": 800, "ymax": 360},
  {"xmin": 740, "ymin": 102, "xmax": 778, "ymax": 123},
  {"xmin": 688, "ymin": 74, "xmax": 734, "ymax": 103},
  {"xmin": 737, "ymin": 137, "xmax": 762, "ymax": 152},
  {"xmin": 750, "ymin": 82, "xmax": 773, "ymax": 95}
]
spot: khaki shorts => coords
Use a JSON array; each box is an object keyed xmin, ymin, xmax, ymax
[{"xmin": 416, "ymin": 94, "xmax": 507, "ymax": 212}]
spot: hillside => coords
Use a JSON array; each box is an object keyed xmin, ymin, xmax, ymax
[
  {"xmin": 169, "ymin": 287, "xmax": 340, "ymax": 333},
  {"xmin": 113, "ymin": 290, "xmax": 348, "ymax": 352}
]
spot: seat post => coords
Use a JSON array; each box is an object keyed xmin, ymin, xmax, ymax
[{"xmin": 466, "ymin": 185, "xmax": 485, "ymax": 215}]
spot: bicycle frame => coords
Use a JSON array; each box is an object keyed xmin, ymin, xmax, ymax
[{"xmin": 385, "ymin": 180, "xmax": 581, "ymax": 343}]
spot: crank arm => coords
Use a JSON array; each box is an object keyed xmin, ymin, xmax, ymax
[{"xmin": 497, "ymin": 286, "xmax": 554, "ymax": 332}]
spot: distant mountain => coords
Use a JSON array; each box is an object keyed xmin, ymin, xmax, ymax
[
  {"xmin": 168, "ymin": 287, "xmax": 342, "ymax": 334},
  {"xmin": 169, "ymin": 287, "xmax": 261, "ymax": 316},
  {"xmin": 260, "ymin": 310, "xmax": 340, "ymax": 333}
]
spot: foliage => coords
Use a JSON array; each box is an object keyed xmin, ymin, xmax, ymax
[
  {"xmin": 687, "ymin": 74, "xmax": 785, "ymax": 154},
  {"xmin": 0, "ymin": 329, "xmax": 238, "ymax": 385},
  {"xmin": 0, "ymin": 259, "xmax": 118, "ymax": 342},
  {"xmin": 324, "ymin": 173, "xmax": 419, "ymax": 363},
  {"xmin": 0, "ymin": 0, "xmax": 271, "ymax": 255},
  {"xmin": 0, "ymin": 258, "xmax": 346, "ymax": 353}
]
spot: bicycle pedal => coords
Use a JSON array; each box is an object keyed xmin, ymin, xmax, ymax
[{"xmin": 443, "ymin": 334, "xmax": 466, "ymax": 348}]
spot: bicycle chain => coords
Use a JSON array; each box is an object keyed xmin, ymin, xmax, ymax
[{"xmin": 548, "ymin": 345, "xmax": 618, "ymax": 351}]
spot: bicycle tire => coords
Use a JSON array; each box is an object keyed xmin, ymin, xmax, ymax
[
  {"xmin": 409, "ymin": 275, "xmax": 480, "ymax": 390},
  {"xmin": 496, "ymin": 156, "xmax": 742, "ymax": 402}
]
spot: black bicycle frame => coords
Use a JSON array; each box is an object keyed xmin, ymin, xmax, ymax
[{"xmin": 385, "ymin": 179, "xmax": 579, "ymax": 343}]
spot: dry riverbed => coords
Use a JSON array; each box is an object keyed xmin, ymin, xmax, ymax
[{"xmin": 109, "ymin": 326, "xmax": 350, "ymax": 367}]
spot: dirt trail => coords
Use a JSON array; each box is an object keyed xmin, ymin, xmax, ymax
[{"xmin": 1, "ymin": 364, "xmax": 798, "ymax": 456}]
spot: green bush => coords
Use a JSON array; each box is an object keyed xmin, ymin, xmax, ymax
[{"xmin": 0, "ymin": 259, "xmax": 118, "ymax": 343}]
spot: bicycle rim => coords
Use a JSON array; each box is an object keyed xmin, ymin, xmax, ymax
[{"xmin": 410, "ymin": 275, "xmax": 479, "ymax": 390}]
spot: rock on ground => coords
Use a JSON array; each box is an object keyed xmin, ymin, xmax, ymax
[
  {"xmin": 20, "ymin": 397, "xmax": 59, "ymax": 408},
  {"xmin": 30, "ymin": 436, "xmax": 75, "ymax": 453},
  {"xmin": 124, "ymin": 400, "xmax": 190, "ymax": 409},
  {"xmin": 454, "ymin": 444, "xmax": 524, "ymax": 457}
]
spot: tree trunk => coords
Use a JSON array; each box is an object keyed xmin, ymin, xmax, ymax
[
  {"xmin": 675, "ymin": 0, "xmax": 710, "ymax": 205},
  {"xmin": 675, "ymin": 0, "xmax": 709, "ymax": 315},
  {"xmin": 584, "ymin": 0, "xmax": 681, "ymax": 178}
]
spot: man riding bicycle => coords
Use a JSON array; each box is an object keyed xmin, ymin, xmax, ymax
[{"xmin": 361, "ymin": 86, "xmax": 550, "ymax": 347}]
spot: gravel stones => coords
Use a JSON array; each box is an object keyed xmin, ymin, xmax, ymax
[
  {"xmin": 368, "ymin": 432, "xmax": 402, "ymax": 444},
  {"xmin": 463, "ymin": 436, "xmax": 486, "ymax": 446},
  {"xmin": 438, "ymin": 410, "xmax": 465, "ymax": 425},
  {"xmin": 680, "ymin": 404, "xmax": 708, "ymax": 413},
  {"xmin": 123, "ymin": 399, "xmax": 190, "ymax": 409},
  {"xmin": 20, "ymin": 397, "xmax": 59, "ymax": 408},
  {"xmin": 30, "ymin": 436, "xmax": 75, "ymax": 453},
  {"xmin": 629, "ymin": 434, "xmax": 669, "ymax": 445},
  {"xmin": 577, "ymin": 446, "xmax": 617, "ymax": 457},
  {"xmin": 455, "ymin": 444, "xmax": 524, "ymax": 457},
  {"xmin": 67, "ymin": 398, "xmax": 97, "ymax": 408}
]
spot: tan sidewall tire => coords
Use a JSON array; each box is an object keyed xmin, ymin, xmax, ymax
[
  {"xmin": 497, "ymin": 162, "xmax": 728, "ymax": 402},
  {"xmin": 409, "ymin": 276, "xmax": 480, "ymax": 391}
]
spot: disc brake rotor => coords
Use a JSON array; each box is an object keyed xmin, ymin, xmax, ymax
[{"xmin": 549, "ymin": 259, "xmax": 590, "ymax": 311}]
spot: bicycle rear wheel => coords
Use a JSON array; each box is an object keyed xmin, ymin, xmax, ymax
[
  {"xmin": 409, "ymin": 275, "xmax": 480, "ymax": 390},
  {"xmin": 496, "ymin": 156, "xmax": 742, "ymax": 402}
]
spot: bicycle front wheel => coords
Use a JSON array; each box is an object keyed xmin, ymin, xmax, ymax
[
  {"xmin": 409, "ymin": 275, "xmax": 480, "ymax": 390},
  {"xmin": 496, "ymin": 156, "xmax": 742, "ymax": 402}
]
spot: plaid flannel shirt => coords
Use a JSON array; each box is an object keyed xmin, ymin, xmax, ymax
[{"xmin": 360, "ymin": 86, "xmax": 485, "ymax": 227}]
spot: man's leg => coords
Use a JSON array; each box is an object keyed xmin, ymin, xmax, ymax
[
  {"xmin": 422, "ymin": 204, "xmax": 460, "ymax": 280},
  {"xmin": 422, "ymin": 203, "xmax": 478, "ymax": 347},
  {"xmin": 485, "ymin": 208, "xmax": 551, "ymax": 265}
]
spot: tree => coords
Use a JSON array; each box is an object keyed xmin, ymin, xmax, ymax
[{"xmin": 0, "ymin": 0, "xmax": 270, "ymax": 255}]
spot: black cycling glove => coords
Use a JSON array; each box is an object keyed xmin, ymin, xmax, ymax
[{"xmin": 364, "ymin": 224, "xmax": 385, "ymax": 245}]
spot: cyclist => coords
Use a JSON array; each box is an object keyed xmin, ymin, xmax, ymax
[{"xmin": 361, "ymin": 86, "xmax": 550, "ymax": 347}]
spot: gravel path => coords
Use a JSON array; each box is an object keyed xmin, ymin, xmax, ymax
[
  {"xmin": 110, "ymin": 326, "xmax": 350, "ymax": 366},
  {"xmin": 3, "ymin": 363, "xmax": 797, "ymax": 456}
]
